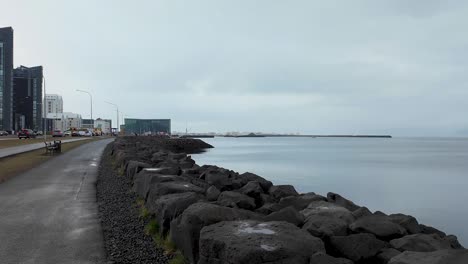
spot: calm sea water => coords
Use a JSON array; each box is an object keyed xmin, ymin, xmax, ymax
[{"xmin": 192, "ymin": 137, "xmax": 468, "ymax": 246}]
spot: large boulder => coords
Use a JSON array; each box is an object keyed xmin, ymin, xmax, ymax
[
  {"xmin": 147, "ymin": 181, "xmax": 205, "ymax": 202},
  {"xmin": 301, "ymin": 201, "xmax": 355, "ymax": 224},
  {"xmin": 169, "ymin": 202, "xmax": 262, "ymax": 263},
  {"xmin": 199, "ymin": 166, "xmax": 244, "ymax": 191},
  {"xmin": 329, "ymin": 233, "xmax": 387, "ymax": 262},
  {"xmin": 146, "ymin": 192, "xmax": 203, "ymax": 235},
  {"xmin": 419, "ymin": 224, "xmax": 446, "ymax": 238},
  {"xmin": 268, "ymin": 185, "xmax": 299, "ymax": 201},
  {"xmin": 309, "ymin": 252, "xmax": 353, "ymax": 264},
  {"xmin": 388, "ymin": 249, "xmax": 468, "ymax": 264},
  {"xmin": 389, "ymin": 213, "xmax": 421, "ymax": 234},
  {"xmin": 238, "ymin": 181, "xmax": 264, "ymax": 206},
  {"xmin": 205, "ymin": 186, "xmax": 221, "ymax": 201},
  {"xmin": 264, "ymin": 206, "xmax": 304, "ymax": 226},
  {"xmin": 302, "ymin": 215, "xmax": 348, "ymax": 238},
  {"xmin": 217, "ymin": 191, "xmax": 256, "ymax": 210},
  {"xmin": 279, "ymin": 193, "xmax": 327, "ymax": 211},
  {"xmin": 239, "ymin": 172, "xmax": 273, "ymax": 192},
  {"xmin": 377, "ymin": 248, "xmax": 401, "ymax": 264},
  {"xmin": 125, "ymin": 160, "xmax": 151, "ymax": 180},
  {"xmin": 198, "ymin": 220, "xmax": 325, "ymax": 264},
  {"xmin": 352, "ymin": 207, "xmax": 372, "ymax": 219},
  {"xmin": 133, "ymin": 172, "xmax": 182, "ymax": 200},
  {"xmin": 256, "ymin": 193, "xmax": 326, "ymax": 215},
  {"xmin": 444, "ymin": 235, "xmax": 464, "ymax": 249},
  {"xmin": 150, "ymin": 150, "xmax": 169, "ymax": 164},
  {"xmin": 349, "ymin": 215, "xmax": 407, "ymax": 240},
  {"xmin": 390, "ymin": 233, "xmax": 453, "ymax": 252},
  {"xmin": 327, "ymin": 192, "xmax": 360, "ymax": 211}
]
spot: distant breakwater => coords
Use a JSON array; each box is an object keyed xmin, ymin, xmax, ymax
[{"xmin": 104, "ymin": 136, "xmax": 465, "ymax": 264}]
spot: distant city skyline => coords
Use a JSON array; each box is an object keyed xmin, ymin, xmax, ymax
[{"xmin": 1, "ymin": 1, "xmax": 468, "ymax": 136}]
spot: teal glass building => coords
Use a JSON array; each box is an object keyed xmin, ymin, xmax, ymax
[{"xmin": 124, "ymin": 118, "xmax": 171, "ymax": 135}]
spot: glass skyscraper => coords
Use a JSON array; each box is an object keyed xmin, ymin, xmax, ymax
[
  {"xmin": 13, "ymin": 66, "xmax": 43, "ymax": 131},
  {"xmin": 0, "ymin": 27, "xmax": 14, "ymax": 131}
]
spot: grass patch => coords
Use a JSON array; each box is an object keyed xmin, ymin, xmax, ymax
[
  {"xmin": 139, "ymin": 206, "xmax": 186, "ymax": 263},
  {"xmin": 0, "ymin": 137, "xmax": 104, "ymax": 184},
  {"xmin": 0, "ymin": 135, "xmax": 68, "ymax": 149},
  {"xmin": 117, "ymin": 165, "xmax": 125, "ymax": 176},
  {"xmin": 140, "ymin": 206, "xmax": 151, "ymax": 219},
  {"xmin": 145, "ymin": 219, "xmax": 160, "ymax": 236},
  {"xmin": 168, "ymin": 252, "xmax": 186, "ymax": 264}
]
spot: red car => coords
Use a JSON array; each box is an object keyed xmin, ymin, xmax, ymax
[{"xmin": 18, "ymin": 129, "xmax": 37, "ymax": 139}]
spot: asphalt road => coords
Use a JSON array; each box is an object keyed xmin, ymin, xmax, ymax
[{"xmin": 0, "ymin": 138, "xmax": 114, "ymax": 264}]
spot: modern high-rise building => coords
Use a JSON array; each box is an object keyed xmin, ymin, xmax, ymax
[
  {"xmin": 0, "ymin": 27, "xmax": 14, "ymax": 131},
  {"xmin": 45, "ymin": 94, "xmax": 63, "ymax": 114},
  {"xmin": 13, "ymin": 65, "xmax": 43, "ymax": 131}
]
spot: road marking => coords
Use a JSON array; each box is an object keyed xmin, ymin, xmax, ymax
[{"xmin": 75, "ymin": 171, "xmax": 87, "ymax": 200}]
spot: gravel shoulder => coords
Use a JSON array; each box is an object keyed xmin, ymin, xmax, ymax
[{"xmin": 97, "ymin": 143, "xmax": 168, "ymax": 264}]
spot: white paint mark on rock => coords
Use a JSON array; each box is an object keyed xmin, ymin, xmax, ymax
[
  {"xmin": 144, "ymin": 168, "xmax": 163, "ymax": 172},
  {"xmin": 261, "ymin": 245, "xmax": 276, "ymax": 251},
  {"xmin": 237, "ymin": 222, "xmax": 276, "ymax": 235},
  {"xmin": 183, "ymin": 184, "xmax": 190, "ymax": 188}
]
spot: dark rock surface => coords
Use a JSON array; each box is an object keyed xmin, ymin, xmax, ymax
[
  {"xmin": 390, "ymin": 233, "xmax": 452, "ymax": 252},
  {"xmin": 377, "ymin": 248, "xmax": 401, "ymax": 263},
  {"xmin": 388, "ymin": 249, "xmax": 468, "ymax": 264},
  {"xmin": 205, "ymin": 185, "xmax": 220, "ymax": 201},
  {"xmin": 97, "ymin": 144, "xmax": 168, "ymax": 264},
  {"xmin": 302, "ymin": 214, "xmax": 348, "ymax": 238},
  {"xmin": 147, "ymin": 192, "xmax": 204, "ymax": 236},
  {"xmin": 240, "ymin": 172, "xmax": 273, "ymax": 192},
  {"xmin": 309, "ymin": 252, "xmax": 354, "ymax": 264},
  {"xmin": 327, "ymin": 192, "xmax": 360, "ymax": 211},
  {"xmin": 217, "ymin": 190, "xmax": 256, "ymax": 210},
  {"xmin": 329, "ymin": 233, "xmax": 387, "ymax": 262},
  {"xmin": 388, "ymin": 213, "xmax": 421, "ymax": 234},
  {"xmin": 264, "ymin": 206, "xmax": 304, "ymax": 226},
  {"xmin": 301, "ymin": 201, "xmax": 355, "ymax": 224},
  {"xmin": 349, "ymin": 215, "xmax": 407, "ymax": 240},
  {"xmin": 169, "ymin": 202, "xmax": 261, "ymax": 263},
  {"xmin": 198, "ymin": 220, "xmax": 325, "ymax": 264},
  {"xmin": 268, "ymin": 185, "xmax": 299, "ymax": 201}
]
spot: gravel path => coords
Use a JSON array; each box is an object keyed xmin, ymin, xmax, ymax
[{"xmin": 97, "ymin": 143, "xmax": 168, "ymax": 264}]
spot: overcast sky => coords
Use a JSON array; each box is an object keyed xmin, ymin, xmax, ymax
[{"xmin": 1, "ymin": 0, "xmax": 468, "ymax": 136}]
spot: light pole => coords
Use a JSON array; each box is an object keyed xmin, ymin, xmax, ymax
[
  {"xmin": 76, "ymin": 89, "xmax": 93, "ymax": 120},
  {"xmin": 42, "ymin": 74, "xmax": 47, "ymax": 141},
  {"xmin": 105, "ymin": 101, "xmax": 119, "ymax": 134}
]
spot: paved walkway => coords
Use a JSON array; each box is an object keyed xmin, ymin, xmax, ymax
[
  {"xmin": 0, "ymin": 138, "xmax": 91, "ymax": 159},
  {"xmin": 0, "ymin": 138, "xmax": 113, "ymax": 264}
]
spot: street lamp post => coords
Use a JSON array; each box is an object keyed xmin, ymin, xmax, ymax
[
  {"xmin": 105, "ymin": 101, "xmax": 119, "ymax": 134},
  {"xmin": 76, "ymin": 89, "xmax": 93, "ymax": 120},
  {"xmin": 42, "ymin": 75, "xmax": 47, "ymax": 141}
]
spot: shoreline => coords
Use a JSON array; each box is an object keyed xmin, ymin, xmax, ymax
[{"xmin": 100, "ymin": 136, "xmax": 466, "ymax": 264}]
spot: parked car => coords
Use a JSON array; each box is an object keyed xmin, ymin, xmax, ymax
[
  {"xmin": 18, "ymin": 129, "xmax": 36, "ymax": 139},
  {"xmin": 83, "ymin": 130, "xmax": 93, "ymax": 137},
  {"xmin": 72, "ymin": 131, "xmax": 81, "ymax": 137},
  {"xmin": 35, "ymin": 131, "xmax": 43, "ymax": 136},
  {"xmin": 64, "ymin": 130, "xmax": 71, "ymax": 136},
  {"xmin": 0, "ymin": 130, "xmax": 8, "ymax": 136},
  {"xmin": 52, "ymin": 129, "xmax": 64, "ymax": 137}
]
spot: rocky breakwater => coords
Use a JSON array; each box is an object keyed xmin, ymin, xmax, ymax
[{"xmin": 110, "ymin": 136, "xmax": 466, "ymax": 264}]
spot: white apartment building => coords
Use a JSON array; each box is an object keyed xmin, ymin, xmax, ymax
[
  {"xmin": 46, "ymin": 112, "xmax": 82, "ymax": 131},
  {"xmin": 44, "ymin": 94, "xmax": 63, "ymax": 115},
  {"xmin": 94, "ymin": 118, "xmax": 112, "ymax": 134}
]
